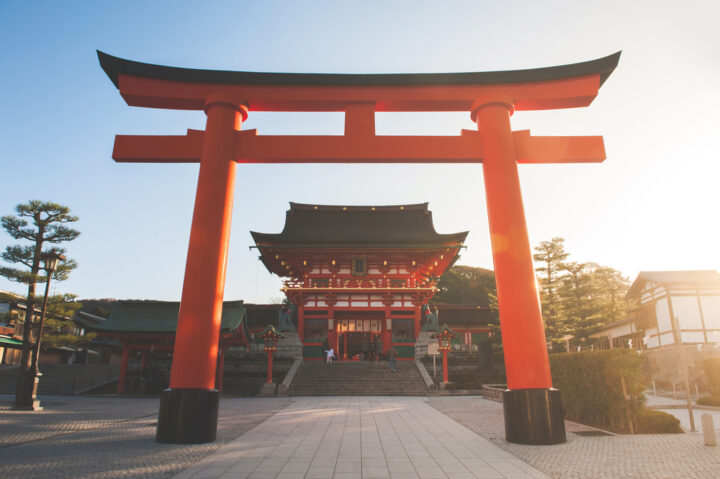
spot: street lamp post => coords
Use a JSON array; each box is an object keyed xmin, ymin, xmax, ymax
[
  {"xmin": 258, "ymin": 325, "xmax": 283, "ymax": 395},
  {"xmin": 432, "ymin": 325, "xmax": 457, "ymax": 386},
  {"xmin": 18, "ymin": 250, "xmax": 65, "ymax": 411}
]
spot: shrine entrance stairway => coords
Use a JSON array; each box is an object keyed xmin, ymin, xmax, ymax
[{"xmin": 289, "ymin": 361, "xmax": 429, "ymax": 396}]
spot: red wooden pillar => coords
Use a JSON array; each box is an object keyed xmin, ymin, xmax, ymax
[
  {"xmin": 117, "ymin": 346, "xmax": 129, "ymax": 395},
  {"xmin": 383, "ymin": 305, "xmax": 392, "ymax": 355},
  {"xmin": 413, "ymin": 305, "xmax": 421, "ymax": 340},
  {"xmin": 266, "ymin": 351, "xmax": 274, "ymax": 383},
  {"xmin": 473, "ymin": 98, "xmax": 565, "ymax": 444},
  {"xmin": 442, "ymin": 349, "xmax": 449, "ymax": 383},
  {"xmin": 298, "ymin": 305, "xmax": 305, "ymax": 342},
  {"xmin": 157, "ymin": 95, "xmax": 247, "ymax": 444},
  {"xmin": 215, "ymin": 346, "xmax": 225, "ymax": 392}
]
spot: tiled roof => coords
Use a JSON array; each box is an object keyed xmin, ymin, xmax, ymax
[
  {"xmin": 251, "ymin": 203, "xmax": 468, "ymax": 246},
  {"xmin": 627, "ymin": 270, "xmax": 720, "ymax": 299},
  {"xmin": 88, "ymin": 300, "xmax": 246, "ymax": 334}
]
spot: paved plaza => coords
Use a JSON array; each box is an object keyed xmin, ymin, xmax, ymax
[
  {"xmin": 429, "ymin": 396, "xmax": 720, "ymax": 479},
  {"xmin": 2, "ymin": 394, "xmax": 720, "ymax": 478},
  {"xmin": 178, "ymin": 397, "xmax": 548, "ymax": 479},
  {"xmin": 0, "ymin": 394, "xmax": 291, "ymax": 478}
]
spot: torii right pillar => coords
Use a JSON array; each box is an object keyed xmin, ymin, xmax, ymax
[{"xmin": 474, "ymin": 98, "xmax": 565, "ymax": 445}]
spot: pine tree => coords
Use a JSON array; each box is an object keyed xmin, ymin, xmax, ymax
[
  {"xmin": 0, "ymin": 201, "xmax": 79, "ymax": 407},
  {"xmin": 558, "ymin": 262, "xmax": 631, "ymax": 343},
  {"xmin": 533, "ymin": 237, "xmax": 570, "ymax": 342}
]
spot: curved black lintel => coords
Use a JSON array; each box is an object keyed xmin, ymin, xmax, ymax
[{"xmin": 98, "ymin": 50, "xmax": 620, "ymax": 90}]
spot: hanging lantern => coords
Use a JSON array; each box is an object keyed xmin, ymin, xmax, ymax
[
  {"xmin": 432, "ymin": 325, "xmax": 457, "ymax": 351},
  {"xmin": 259, "ymin": 325, "xmax": 284, "ymax": 353}
]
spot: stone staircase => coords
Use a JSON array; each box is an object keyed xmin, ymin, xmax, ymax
[
  {"xmin": 276, "ymin": 331, "xmax": 303, "ymax": 359},
  {"xmin": 0, "ymin": 364, "xmax": 120, "ymax": 396},
  {"xmin": 289, "ymin": 361, "xmax": 429, "ymax": 396}
]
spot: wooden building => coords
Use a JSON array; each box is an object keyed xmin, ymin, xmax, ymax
[
  {"xmin": 591, "ymin": 271, "xmax": 720, "ymax": 350},
  {"xmin": 89, "ymin": 300, "xmax": 249, "ymax": 393},
  {"xmin": 251, "ymin": 203, "xmax": 468, "ymax": 360}
]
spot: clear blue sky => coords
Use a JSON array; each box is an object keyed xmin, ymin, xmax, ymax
[{"xmin": 1, "ymin": 1, "xmax": 718, "ymax": 302}]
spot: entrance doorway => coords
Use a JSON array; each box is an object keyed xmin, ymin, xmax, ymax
[{"xmin": 338, "ymin": 332, "xmax": 381, "ymax": 360}]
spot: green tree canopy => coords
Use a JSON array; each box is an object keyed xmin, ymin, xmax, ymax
[
  {"xmin": 432, "ymin": 265, "xmax": 496, "ymax": 306},
  {"xmin": 1, "ymin": 201, "xmax": 79, "ymax": 285},
  {"xmin": 532, "ymin": 237, "xmax": 632, "ymax": 345}
]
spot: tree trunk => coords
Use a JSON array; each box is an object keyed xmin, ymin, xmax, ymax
[{"xmin": 15, "ymin": 229, "xmax": 43, "ymax": 407}]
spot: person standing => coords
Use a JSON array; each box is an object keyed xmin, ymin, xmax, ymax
[
  {"xmin": 326, "ymin": 347, "xmax": 335, "ymax": 365},
  {"xmin": 322, "ymin": 338, "xmax": 330, "ymax": 359},
  {"xmin": 388, "ymin": 346, "xmax": 398, "ymax": 373}
]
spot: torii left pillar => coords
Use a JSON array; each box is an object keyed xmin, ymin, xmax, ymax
[{"xmin": 156, "ymin": 95, "xmax": 246, "ymax": 444}]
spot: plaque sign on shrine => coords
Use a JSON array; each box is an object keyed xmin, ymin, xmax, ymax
[{"xmin": 98, "ymin": 50, "xmax": 620, "ymax": 445}]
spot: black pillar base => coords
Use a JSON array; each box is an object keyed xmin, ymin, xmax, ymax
[
  {"xmin": 503, "ymin": 388, "xmax": 566, "ymax": 445},
  {"xmin": 156, "ymin": 388, "xmax": 219, "ymax": 444}
]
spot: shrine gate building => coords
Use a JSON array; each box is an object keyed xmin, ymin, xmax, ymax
[{"xmin": 252, "ymin": 202, "xmax": 467, "ymax": 360}]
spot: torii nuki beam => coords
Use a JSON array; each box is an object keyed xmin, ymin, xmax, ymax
[{"xmin": 99, "ymin": 50, "xmax": 620, "ymax": 446}]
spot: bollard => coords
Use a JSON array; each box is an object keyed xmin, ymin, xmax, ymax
[{"xmin": 702, "ymin": 414, "xmax": 717, "ymax": 446}]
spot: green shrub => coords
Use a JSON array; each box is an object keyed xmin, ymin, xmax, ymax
[
  {"xmin": 696, "ymin": 396, "xmax": 720, "ymax": 407},
  {"xmin": 444, "ymin": 369, "xmax": 506, "ymax": 390},
  {"xmin": 550, "ymin": 349, "xmax": 647, "ymax": 432},
  {"xmin": 704, "ymin": 358, "xmax": 720, "ymax": 396},
  {"xmin": 635, "ymin": 409, "xmax": 683, "ymax": 433}
]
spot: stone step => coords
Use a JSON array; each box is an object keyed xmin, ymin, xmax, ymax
[{"xmin": 289, "ymin": 361, "xmax": 428, "ymax": 396}]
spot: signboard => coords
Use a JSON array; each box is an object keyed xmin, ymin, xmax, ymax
[{"xmin": 428, "ymin": 342, "xmax": 439, "ymax": 356}]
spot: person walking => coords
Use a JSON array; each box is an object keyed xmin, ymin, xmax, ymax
[
  {"xmin": 326, "ymin": 347, "xmax": 335, "ymax": 365},
  {"xmin": 388, "ymin": 346, "xmax": 398, "ymax": 373}
]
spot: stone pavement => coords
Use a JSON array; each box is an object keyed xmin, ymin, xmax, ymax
[
  {"xmin": 429, "ymin": 396, "xmax": 720, "ymax": 479},
  {"xmin": 0, "ymin": 394, "xmax": 291, "ymax": 478},
  {"xmin": 178, "ymin": 396, "xmax": 549, "ymax": 479},
  {"xmin": 3, "ymin": 393, "xmax": 720, "ymax": 478}
]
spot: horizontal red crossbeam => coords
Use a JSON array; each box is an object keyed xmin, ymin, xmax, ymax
[
  {"xmin": 118, "ymin": 74, "xmax": 602, "ymax": 112},
  {"xmin": 112, "ymin": 129, "xmax": 605, "ymax": 164}
]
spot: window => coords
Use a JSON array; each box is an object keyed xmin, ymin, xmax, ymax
[
  {"xmin": 304, "ymin": 319, "xmax": 327, "ymax": 342},
  {"xmin": 337, "ymin": 319, "xmax": 381, "ymax": 333},
  {"xmin": 671, "ymin": 296, "xmax": 703, "ymax": 330},
  {"xmin": 655, "ymin": 298, "xmax": 672, "ymax": 333},
  {"xmin": 392, "ymin": 319, "xmax": 414, "ymax": 342},
  {"xmin": 352, "ymin": 257, "xmax": 367, "ymax": 276}
]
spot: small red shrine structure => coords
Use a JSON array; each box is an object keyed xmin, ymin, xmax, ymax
[
  {"xmin": 252, "ymin": 203, "xmax": 466, "ymax": 361},
  {"xmin": 89, "ymin": 300, "xmax": 249, "ymax": 395}
]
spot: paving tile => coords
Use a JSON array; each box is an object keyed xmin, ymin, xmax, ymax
[
  {"xmin": 334, "ymin": 473, "xmax": 362, "ymax": 479},
  {"xmin": 336, "ymin": 459, "xmax": 363, "ymax": 473}
]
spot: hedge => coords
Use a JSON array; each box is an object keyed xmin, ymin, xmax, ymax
[
  {"xmin": 704, "ymin": 358, "xmax": 720, "ymax": 396},
  {"xmin": 697, "ymin": 396, "xmax": 720, "ymax": 407},
  {"xmin": 550, "ymin": 349, "xmax": 647, "ymax": 432},
  {"xmin": 635, "ymin": 409, "xmax": 683, "ymax": 434}
]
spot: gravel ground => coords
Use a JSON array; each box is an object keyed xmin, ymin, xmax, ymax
[
  {"xmin": 428, "ymin": 395, "xmax": 720, "ymax": 479},
  {"xmin": 0, "ymin": 394, "xmax": 291, "ymax": 479}
]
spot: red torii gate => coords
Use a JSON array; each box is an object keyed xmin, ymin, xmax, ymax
[{"xmin": 99, "ymin": 50, "xmax": 620, "ymax": 445}]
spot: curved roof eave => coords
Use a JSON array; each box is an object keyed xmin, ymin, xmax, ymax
[{"xmin": 98, "ymin": 50, "xmax": 621, "ymax": 90}]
